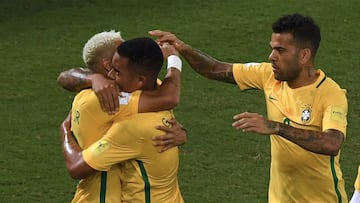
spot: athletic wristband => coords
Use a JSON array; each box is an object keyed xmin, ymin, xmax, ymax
[{"xmin": 167, "ymin": 55, "xmax": 182, "ymax": 72}]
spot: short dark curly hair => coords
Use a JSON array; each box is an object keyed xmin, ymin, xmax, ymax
[
  {"xmin": 272, "ymin": 13, "xmax": 321, "ymax": 56},
  {"xmin": 117, "ymin": 37, "xmax": 163, "ymax": 80}
]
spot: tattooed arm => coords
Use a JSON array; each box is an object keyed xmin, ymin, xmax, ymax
[
  {"xmin": 57, "ymin": 67, "xmax": 119, "ymax": 114},
  {"xmin": 232, "ymin": 112, "xmax": 344, "ymax": 156},
  {"xmin": 149, "ymin": 30, "xmax": 236, "ymax": 84},
  {"xmin": 276, "ymin": 123, "xmax": 344, "ymax": 156},
  {"xmin": 57, "ymin": 67, "xmax": 98, "ymax": 92}
]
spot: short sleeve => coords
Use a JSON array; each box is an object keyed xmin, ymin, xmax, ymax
[{"xmin": 232, "ymin": 62, "xmax": 273, "ymax": 90}]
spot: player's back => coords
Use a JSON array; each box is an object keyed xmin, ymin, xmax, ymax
[{"xmin": 118, "ymin": 111, "xmax": 184, "ymax": 203}]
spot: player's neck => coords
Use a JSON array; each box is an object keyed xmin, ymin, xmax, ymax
[{"xmin": 288, "ymin": 69, "xmax": 319, "ymax": 89}]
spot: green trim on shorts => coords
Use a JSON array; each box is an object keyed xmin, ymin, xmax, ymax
[
  {"xmin": 100, "ymin": 171, "xmax": 107, "ymax": 203},
  {"xmin": 136, "ymin": 160, "xmax": 151, "ymax": 203},
  {"xmin": 330, "ymin": 156, "xmax": 342, "ymax": 203}
]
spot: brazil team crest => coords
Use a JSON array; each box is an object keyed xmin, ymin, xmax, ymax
[{"xmin": 301, "ymin": 107, "xmax": 312, "ymax": 123}]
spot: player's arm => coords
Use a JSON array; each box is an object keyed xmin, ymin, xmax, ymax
[
  {"xmin": 59, "ymin": 111, "xmax": 97, "ymax": 179},
  {"xmin": 149, "ymin": 30, "xmax": 236, "ymax": 84},
  {"xmin": 138, "ymin": 43, "xmax": 182, "ymax": 112},
  {"xmin": 57, "ymin": 67, "xmax": 97, "ymax": 91},
  {"xmin": 232, "ymin": 112, "xmax": 344, "ymax": 156},
  {"xmin": 57, "ymin": 67, "xmax": 120, "ymax": 114},
  {"xmin": 153, "ymin": 118, "xmax": 188, "ymax": 152}
]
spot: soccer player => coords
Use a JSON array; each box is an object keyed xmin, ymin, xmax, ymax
[
  {"xmin": 150, "ymin": 13, "xmax": 348, "ymax": 202},
  {"xmin": 60, "ymin": 37, "xmax": 184, "ymax": 202},
  {"xmin": 59, "ymin": 31, "xmax": 186, "ymax": 202},
  {"xmin": 350, "ymin": 165, "xmax": 360, "ymax": 203}
]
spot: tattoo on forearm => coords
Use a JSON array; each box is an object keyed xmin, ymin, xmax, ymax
[
  {"xmin": 208, "ymin": 71, "xmax": 236, "ymax": 84},
  {"xmin": 66, "ymin": 71, "xmax": 92, "ymax": 91},
  {"xmin": 190, "ymin": 49, "xmax": 215, "ymax": 74},
  {"xmin": 277, "ymin": 124, "xmax": 344, "ymax": 155},
  {"xmin": 266, "ymin": 120, "xmax": 278, "ymax": 133},
  {"xmin": 184, "ymin": 49, "xmax": 236, "ymax": 84}
]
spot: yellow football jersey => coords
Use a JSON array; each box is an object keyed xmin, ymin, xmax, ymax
[
  {"xmin": 83, "ymin": 111, "xmax": 184, "ymax": 203},
  {"xmin": 233, "ymin": 63, "xmax": 348, "ymax": 203},
  {"xmin": 70, "ymin": 89, "xmax": 141, "ymax": 203}
]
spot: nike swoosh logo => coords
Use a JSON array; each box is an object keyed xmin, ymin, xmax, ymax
[{"xmin": 269, "ymin": 95, "xmax": 277, "ymax": 101}]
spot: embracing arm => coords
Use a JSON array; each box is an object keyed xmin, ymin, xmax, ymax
[
  {"xmin": 153, "ymin": 118, "xmax": 188, "ymax": 152},
  {"xmin": 57, "ymin": 68, "xmax": 120, "ymax": 114},
  {"xmin": 232, "ymin": 112, "xmax": 344, "ymax": 156},
  {"xmin": 139, "ymin": 67, "xmax": 181, "ymax": 112},
  {"xmin": 57, "ymin": 67, "xmax": 94, "ymax": 92},
  {"xmin": 138, "ymin": 44, "xmax": 182, "ymax": 112},
  {"xmin": 149, "ymin": 30, "xmax": 236, "ymax": 84},
  {"xmin": 59, "ymin": 112, "xmax": 97, "ymax": 179}
]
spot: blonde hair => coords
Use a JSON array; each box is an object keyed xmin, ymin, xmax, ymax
[{"xmin": 82, "ymin": 30, "xmax": 123, "ymax": 70}]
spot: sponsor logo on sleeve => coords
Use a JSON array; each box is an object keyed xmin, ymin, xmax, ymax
[
  {"xmin": 330, "ymin": 106, "xmax": 345, "ymax": 122},
  {"xmin": 91, "ymin": 140, "xmax": 110, "ymax": 156}
]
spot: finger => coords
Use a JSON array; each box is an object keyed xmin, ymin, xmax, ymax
[
  {"xmin": 152, "ymin": 141, "xmax": 163, "ymax": 147},
  {"xmin": 96, "ymin": 93, "xmax": 107, "ymax": 112},
  {"xmin": 148, "ymin": 30, "xmax": 168, "ymax": 36},
  {"xmin": 113, "ymin": 85, "xmax": 120, "ymax": 111},
  {"xmin": 233, "ymin": 112, "xmax": 248, "ymax": 120},
  {"xmin": 101, "ymin": 91, "xmax": 113, "ymax": 115},
  {"xmin": 155, "ymin": 125, "xmax": 174, "ymax": 133},
  {"xmin": 167, "ymin": 118, "xmax": 177, "ymax": 126},
  {"xmin": 152, "ymin": 134, "xmax": 175, "ymax": 141},
  {"xmin": 161, "ymin": 42, "xmax": 170, "ymax": 47},
  {"xmin": 232, "ymin": 118, "xmax": 250, "ymax": 130},
  {"xmin": 152, "ymin": 139, "xmax": 171, "ymax": 147},
  {"xmin": 158, "ymin": 145, "xmax": 173, "ymax": 153},
  {"xmin": 155, "ymin": 35, "xmax": 176, "ymax": 44},
  {"xmin": 112, "ymin": 93, "xmax": 119, "ymax": 113},
  {"xmin": 105, "ymin": 84, "xmax": 119, "ymax": 113},
  {"xmin": 108, "ymin": 90, "xmax": 119, "ymax": 114}
]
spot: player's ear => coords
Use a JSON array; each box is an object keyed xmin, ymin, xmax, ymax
[
  {"xmin": 136, "ymin": 75, "xmax": 146, "ymax": 89},
  {"xmin": 102, "ymin": 57, "xmax": 112, "ymax": 72},
  {"xmin": 298, "ymin": 48, "xmax": 311, "ymax": 65}
]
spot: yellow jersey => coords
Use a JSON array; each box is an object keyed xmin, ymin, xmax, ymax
[
  {"xmin": 70, "ymin": 89, "xmax": 141, "ymax": 203},
  {"xmin": 233, "ymin": 62, "xmax": 348, "ymax": 203},
  {"xmin": 82, "ymin": 111, "xmax": 184, "ymax": 203}
]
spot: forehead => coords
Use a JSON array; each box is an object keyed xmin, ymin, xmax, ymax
[{"xmin": 270, "ymin": 32, "xmax": 296, "ymax": 48}]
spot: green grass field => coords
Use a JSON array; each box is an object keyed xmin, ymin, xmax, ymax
[{"xmin": 1, "ymin": 0, "xmax": 359, "ymax": 202}]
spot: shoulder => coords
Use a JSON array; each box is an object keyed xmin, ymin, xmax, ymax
[
  {"xmin": 127, "ymin": 110, "xmax": 173, "ymax": 124},
  {"xmin": 319, "ymin": 76, "xmax": 347, "ymax": 95},
  {"xmin": 76, "ymin": 89, "xmax": 101, "ymax": 107}
]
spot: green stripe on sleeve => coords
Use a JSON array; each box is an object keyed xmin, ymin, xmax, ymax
[{"xmin": 136, "ymin": 160, "xmax": 151, "ymax": 203}]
